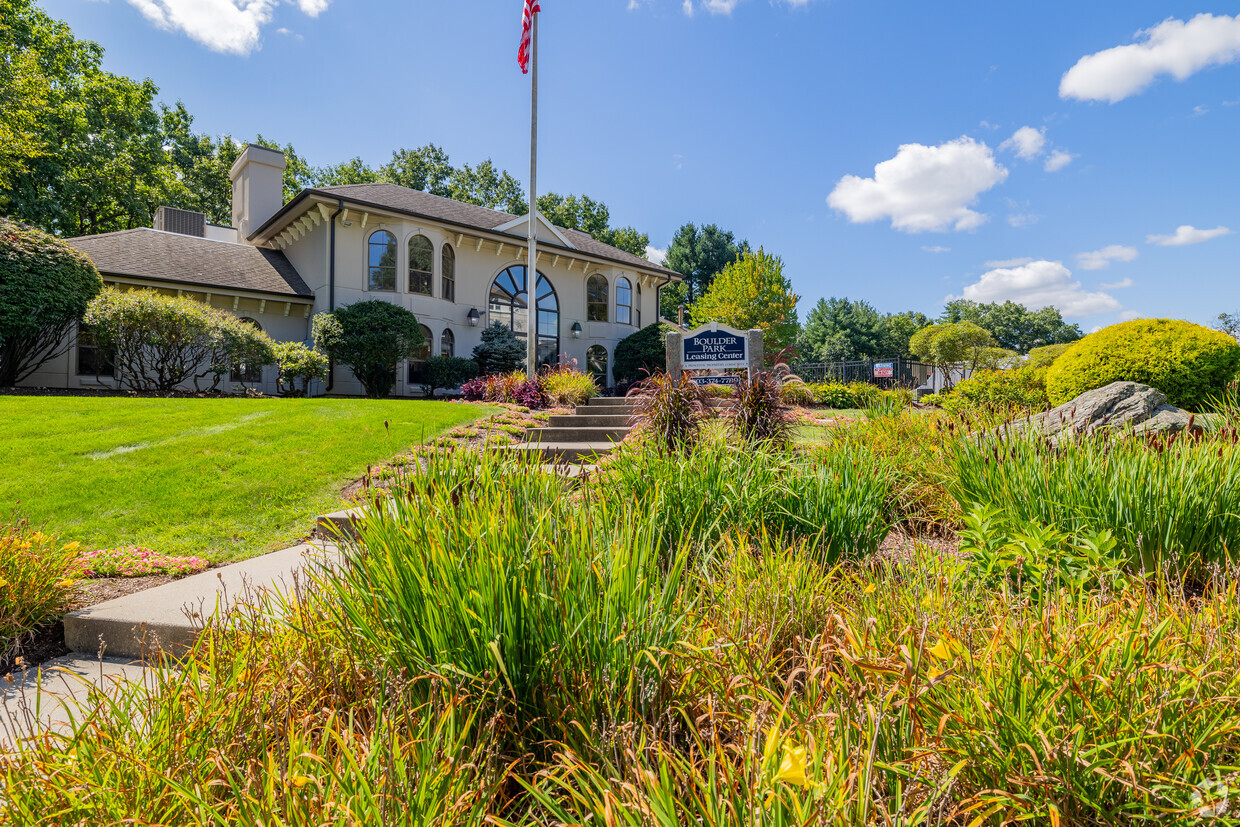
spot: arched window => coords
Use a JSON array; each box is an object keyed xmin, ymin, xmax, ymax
[
  {"xmin": 635, "ymin": 282, "xmax": 642, "ymax": 327},
  {"xmin": 616, "ymin": 277, "xmax": 633, "ymax": 325},
  {"xmin": 586, "ymin": 345, "xmax": 608, "ymax": 386},
  {"xmin": 368, "ymin": 230, "xmax": 397, "ymax": 291},
  {"xmin": 586, "ymin": 274, "xmax": 608, "ymax": 322},
  {"xmin": 441, "ymin": 244, "xmax": 455, "ymax": 302},
  {"xmin": 489, "ymin": 265, "xmax": 559, "ymax": 367},
  {"xmin": 230, "ymin": 318, "xmax": 263, "ymax": 383},
  {"xmin": 440, "ymin": 328, "xmax": 455, "ymax": 358},
  {"xmin": 408, "ymin": 235, "xmax": 433, "ymax": 295},
  {"xmin": 407, "ymin": 324, "xmax": 433, "ymax": 386}
]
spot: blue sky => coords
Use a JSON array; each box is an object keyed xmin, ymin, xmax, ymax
[{"xmin": 44, "ymin": 0, "xmax": 1239, "ymax": 328}]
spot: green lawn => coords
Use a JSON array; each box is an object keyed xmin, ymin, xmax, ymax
[{"xmin": 0, "ymin": 396, "xmax": 490, "ymax": 563}]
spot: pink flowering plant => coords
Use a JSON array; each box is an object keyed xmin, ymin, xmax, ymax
[{"xmin": 76, "ymin": 546, "xmax": 209, "ymax": 578}]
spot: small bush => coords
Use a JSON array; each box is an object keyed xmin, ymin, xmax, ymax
[
  {"xmin": 542, "ymin": 362, "xmax": 598, "ymax": 407},
  {"xmin": 1, "ymin": 520, "xmax": 81, "ymax": 652},
  {"xmin": 511, "ymin": 378, "xmax": 548, "ymax": 409},
  {"xmin": 0, "ymin": 217, "xmax": 103, "ymax": 385},
  {"xmin": 612, "ymin": 322, "xmax": 671, "ymax": 385},
  {"xmin": 1045, "ymin": 318, "xmax": 1240, "ymax": 411},
  {"xmin": 273, "ymin": 341, "xmax": 328, "ymax": 397},
  {"xmin": 421, "ymin": 356, "xmax": 479, "ymax": 396},
  {"xmin": 728, "ymin": 370, "xmax": 794, "ymax": 445},
  {"xmin": 460, "ymin": 376, "xmax": 486, "ymax": 401},
  {"xmin": 312, "ymin": 301, "xmax": 424, "ymax": 398},
  {"xmin": 779, "ymin": 376, "xmax": 815, "ymax": 406},
  {"xmin": 940, "ymin": 365, "xmax": 1049, "ymax": 414},
  {"xmin": 629, "ymin": 371, "xmax": 713, "ymax": 454},
  {"xmin": 471, "ymin": 322, "xmax": 525, "ymax": 376},
  {"xmin": 1025, "ymin": 342, "xmax": 1072, "ymax": 369},
  {"xmin": 806, "ymin": 382, "xmax": 856, "ymax": 408}
]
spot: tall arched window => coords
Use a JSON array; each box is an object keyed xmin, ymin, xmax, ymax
[
  {"xmin": 616, "ymin": 277, "xmax": 633, "ymax": 325},
  {"xmin": 635, "ymin": 282, "xmax": 642, "ymax": 327},
  {"xmin": 489, "ymin": 265, "xmax": 559, "ymax": 367},
  {"xmin": 441, "ymin": 244, "xmax": 456, "ymax": 302},
  {"xmin": 587, "ymin": 345, "xmax": 608, "ymax": 386},
  {"xmin": 586, "ymin": 274, "xmax": 608, "ymax": 322},
  {"xmin": 440, "ymin": 328, "xmax": 455, "ymax": 357},
  {"xmin": 368, "ymin": 230, "xmax": 397, "ymax": 291},
  {"xmin": 408, "ymin": 324, "xmax": 433, "ymax": 386},
  {"xmin": 408, "ymin": 235, "xmax": 433, "ymax": 295}
]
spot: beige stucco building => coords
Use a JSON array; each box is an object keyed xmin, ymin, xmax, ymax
[{"xmin": 26, "ymin": 144, "xmax": 679, "ymax": 395}]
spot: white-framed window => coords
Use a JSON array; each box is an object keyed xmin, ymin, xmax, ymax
[{"xmin": 408, "ymin": 235, "xmax": 433, "ymax": 295}]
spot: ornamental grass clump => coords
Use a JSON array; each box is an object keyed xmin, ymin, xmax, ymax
[
  {"xmin": 0, "ymin": 519, "xmax": 80, "ymax": 652},
  {"xmin": 628, "ymin": 370, "xmax": 713, "ymax": 454},
  {"xmin": 597, "ymin": 436, "xmax": 892, "ymax": 560},
  {"xmin": 325, "ymin": 448, "xmax": 689, "ymax": 751},
  {"xmin": 728, "ymin": 369, "xmax": 795, "ymax": 445},
  {"xmin": 950, "ymin": 426, "xmax": 1240, "ymax": 580}
]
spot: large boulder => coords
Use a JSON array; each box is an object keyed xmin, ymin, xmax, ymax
[{"xmin": 1004, "ymin": 381, "xmax": 1194, "ymax": 442}]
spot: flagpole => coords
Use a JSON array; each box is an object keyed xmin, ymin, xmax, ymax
[{"xmin": 526, "ymin": 11, "xmax": 539, "ymax": 378}]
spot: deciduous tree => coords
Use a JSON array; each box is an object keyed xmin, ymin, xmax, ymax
[
  {"xmin": 689, "ymin": 248, "xmax": 799, "ymax": 355},
  {"xmin": 940, "ymin": 299, "xmax": 1081, "ymax": 354}
]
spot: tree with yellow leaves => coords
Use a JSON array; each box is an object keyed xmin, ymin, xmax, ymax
[{"xmin": 688, "ymin": 247, "xmax": 800, "ymax": 356}]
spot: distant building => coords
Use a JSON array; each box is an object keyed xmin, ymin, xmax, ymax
[{"xmin": 27, "ymin": 144, "xmax": 679, "ymax": 394}]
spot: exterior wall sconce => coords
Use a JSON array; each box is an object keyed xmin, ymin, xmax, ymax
[
  {"xmin": 571, "ymin": 321, "xmax": 582, "ymax": 339},
  {"xmin": 467, "ymin": 308, "xmax": 481, "ymax": 327}
]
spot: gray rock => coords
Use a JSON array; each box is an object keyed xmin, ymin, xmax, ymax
[{"xmin": 1004, "ymin": 381, "xmax": 1194, "ymax": 442}]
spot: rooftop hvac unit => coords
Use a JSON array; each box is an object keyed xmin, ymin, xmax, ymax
[{"xmin": 154, "ymin": 206, "xmax": 206, "ymax": 237}]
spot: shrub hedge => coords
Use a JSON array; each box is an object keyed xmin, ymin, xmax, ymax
[
  {"xmin": 0, "ymin": 217, "xmax": 103, "ymax": 385},
  {"xmin": 1045, "ymin": 318, "xmax": 1240, "ymax": 410},
  {"xmin": 939, "ymin": 366, "xmax": 1049, "ymax": 414},
  {"xmin": 612, "ymin": 322, "xmax": 671, "ymax": 385}
]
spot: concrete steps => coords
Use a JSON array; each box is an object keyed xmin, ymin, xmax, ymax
[{"xmin": 512, "ymin": 396, "xmax": 639, "ymax": 464}]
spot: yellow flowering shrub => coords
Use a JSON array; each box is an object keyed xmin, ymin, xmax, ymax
[{"xmin": 0, "ymin": 518, "xmax": 82, "ymax": 649}]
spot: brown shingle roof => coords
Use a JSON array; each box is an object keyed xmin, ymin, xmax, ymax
[
  {"xmin": 267, "ymin": 183, "xmax": 680, "ymax": 279},
  {"xmin": 66, "ymin": 229, "xmax": 313, "ymax": 298}
]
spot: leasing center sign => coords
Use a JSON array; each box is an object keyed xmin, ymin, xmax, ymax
[{"xmin": 682, "ymin": 323, "xmax": 749, "ymax": 371}]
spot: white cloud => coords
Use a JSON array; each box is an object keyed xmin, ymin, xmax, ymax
[
  {"xmin": 1099, "ymin": 277, "xmax": 1134, "ymax": 289},
  {"xmin": 1119, "ymin": 310, "xmax": 1143, "ymax": 321},
  {"xmin": 985, "ymin": 257, "xmax": 1033, "ymax": 268},
  {"xmin": 1060, "ymin": 13, "xmax": 1240, "ymax": 103},
  {"xmin": 1146, "ymin": 224, "xmax": 1233, "ymax": 246},
  {"xmin": 701, "ymin": 0, "xmax": 740, "ymax": 11},
  {"xmin": 1007, "ymin": 212, "xmax": 1040, "ymax": 228},
  {"xmin": 1193, "ymin": 104, "xmax": 1210, "ymax": 116},
  {"xmin": 645, "ymin": 245, "xmax": 668, "ymax": 265},
  {"xmin": 682, "ymin": 0, "xmax": 693, "ymax": 14},
  {"xmin": 827, "ymin": 137, "xmax": 1007, "ymax": 233},
  {"xmin": 294, "ymin": 0, "xmax": 328, "ymax": 14},
  {"xmin": 999, "ymin": 126, "xmax": 1046, "ymax": 160},
  {"xmin": 921, "ymin": 245, "xmax": 951, "ymax": 253},
  {"xmin": 1076, "ymin": 244, "xmax": 1138, "ymax": 270},
  {"xmin": 125, "ymin": 0, "xmax": 328, "ymax": 54},
  {"xmin": 956, "ymin": 260, "xmax": 1121, "ymax": 317},
  {"xmin": 1043, "ymin": 149, "xmax": 1075, "ymax": 172}
]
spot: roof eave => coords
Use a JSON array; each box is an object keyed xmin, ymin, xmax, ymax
[{"xmin": 251, "ymin": 188, "xmax": 682, "ymax": 280}]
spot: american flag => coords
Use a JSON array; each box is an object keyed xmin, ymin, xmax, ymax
[{"xmin": 518, "ymin": 0, "xmax": 541, "ymax": 74}]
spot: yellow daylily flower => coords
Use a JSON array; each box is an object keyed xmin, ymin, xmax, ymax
[
  {"xmin": 927, "ymin": 635, "xmax": 962, "ymax": 662},
  {"xmin": 56, "ymin": 579, "xmax": 77, "ymax": 589},
  {"xmin": 775, "ymin": 745, "xmax": 809, "ymax": 788},
  {"xmin": 863, "ymin": 583, "xmax": 877, "ymax": 595},
  {"xmin": 287, "ymin": 775, "xmax": 313, "ymax": 789}
]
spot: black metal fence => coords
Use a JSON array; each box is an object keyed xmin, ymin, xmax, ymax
[{"xmin": 788, "ymin": 358, "xmax": 938, "ymax": 389}]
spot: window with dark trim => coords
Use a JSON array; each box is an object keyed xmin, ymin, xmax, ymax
[
  {"xmin": 441, "ymin": 244, "xmax": 456, "ymax": 302},
  {"xmin": 635, "ymin": 282, "xmax": 642, "ymax": 328},
  {"xmin": 587, "ymin": 344, "xmax": 608, "ymax": 385},
  {"xmin": 586, "ymin": 274, "xmax": 608, "ymax": 322},
  {"xmin": 489, "ymin": 265, "xmax": 560, "ymax": 367},
  {"xmin": 76, "ymin": 324, "xmax": 114, "ymax": 378},
  {"xmin": 407, "ymin": 324, "xmax": 433, "ymax": 385},
  {"xmin": 440, "ymin": 328, "xmax": 455, "ymax": 358},
  {"xmin": 408, "ymin": 235, "xmax": 433, "ymax": 295},
  {"xmin": 368, "ymin": 230, "xmax": 397, "ymax": 291}
]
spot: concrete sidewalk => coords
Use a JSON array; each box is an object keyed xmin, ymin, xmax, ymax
[{"xmin": 64, "ymin": 540, "xmax": 341, "ymax": 660}]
